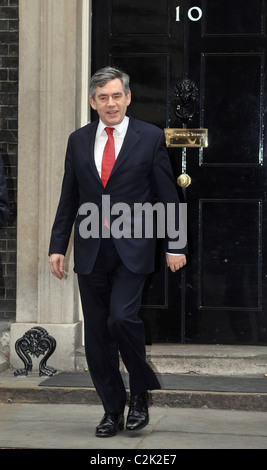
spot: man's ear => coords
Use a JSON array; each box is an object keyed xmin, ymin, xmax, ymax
[
  {"xmin": 126, "ymin": 91, "xmax": 131, "ymax": 107},
  {"xmin": 89, "ymin": 95, "xmax": 97, "ymax": 110}
]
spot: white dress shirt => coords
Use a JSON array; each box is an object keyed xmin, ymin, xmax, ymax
[{"xmin": 94, "ymin": 116, "xmax": 129, "ymax": 178}]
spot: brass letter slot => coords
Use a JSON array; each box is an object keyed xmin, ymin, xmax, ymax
[{"xmin": 164, "ymin": 128, "xmax": 208, "ymax": 148}]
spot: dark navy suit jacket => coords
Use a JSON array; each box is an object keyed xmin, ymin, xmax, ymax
[
  {"xmin": 49, "ymin": 117, "xmax": 187, "ymax": 274},
  {"xmin": 0, "ymin": 155, "xmax": 9, "ymax": 228}
]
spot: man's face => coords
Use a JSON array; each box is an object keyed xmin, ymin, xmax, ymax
[{"xmin": 89, "ymin": 78, "xmax": 131, "ymax": 126}]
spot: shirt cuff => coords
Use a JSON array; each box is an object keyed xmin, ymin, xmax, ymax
[{"xmin": 166, "ymin": 252, "xmax": 184, "ymax": 256}]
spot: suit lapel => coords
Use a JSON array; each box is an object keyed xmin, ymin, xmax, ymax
[
  {"xmin": 86, "ymin": 120, "xmax": 102, "ymax": 183},
  {"xmin": 109, "ymin": 117, "xmax": 141, "ymax": 179}
]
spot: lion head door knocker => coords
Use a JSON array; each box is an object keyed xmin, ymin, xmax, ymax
[
  {"xmin": 14, "ymin": 327, "xmax": 57, "ymax": 377},
  {"xmin": 174, "ymin": 79, "xmax": 199, "ymax": 125}
]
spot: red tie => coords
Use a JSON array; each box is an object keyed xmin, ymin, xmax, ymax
[{"xmin": 101, "ymin": 127, "xmax": 115, "ymax": 187}]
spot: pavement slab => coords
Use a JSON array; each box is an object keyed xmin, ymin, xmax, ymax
[{"xmin": 0, "ymin": 403, "xmax": 267, "ymax": 450}]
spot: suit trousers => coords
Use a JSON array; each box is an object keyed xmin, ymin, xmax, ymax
[{"xmin": 78, "ymin": 237, "xmax": 161, "ymax": 414}]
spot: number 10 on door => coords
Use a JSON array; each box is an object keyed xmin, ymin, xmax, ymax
[{"xmin": 176, "ymin": 6, "xmax": 203, "ymax": 22}]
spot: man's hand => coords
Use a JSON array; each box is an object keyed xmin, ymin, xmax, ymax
[
  {"xmin": 49, "ymin": 254, "xmax": 65, "ymax": 280},
  {"xmin": 166, "ymin": 253, "xmax": 186, "ymax": 272}
]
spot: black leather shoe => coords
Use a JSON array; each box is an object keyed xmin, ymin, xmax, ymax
[
  {"xmin": 95, "ymin": 413, "xmax": 124, "ymax": 438},
  {"xmin": 126, "ymin": 392, "xmax": 149, "ymax": 431}
]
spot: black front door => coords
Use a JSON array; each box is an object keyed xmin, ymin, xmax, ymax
[{"xmin": 91, "ymin": 0, "xmax": 267, "ymax": 345}]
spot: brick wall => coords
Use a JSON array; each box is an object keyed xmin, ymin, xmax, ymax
[{"xmin": 0, "ymin": 0, "xmax": 18, "ymax": 321}]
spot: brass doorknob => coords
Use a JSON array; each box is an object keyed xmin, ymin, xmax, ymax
[{"xmin": 177, "ymin": 174, "xmax": 191, "ymax": 187}]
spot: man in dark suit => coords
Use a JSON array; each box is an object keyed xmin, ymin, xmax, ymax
[
  {"xmin": 49, "ymin": 67, "xmax": 187, "ymax": 438},
  {"xmin": 0, "ymin": 155, "xmax": 9, "ymax": 228}
]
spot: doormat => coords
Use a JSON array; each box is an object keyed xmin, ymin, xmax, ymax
[{"xmin": 39, "ymin": 372, "xmax": 267, "ymax": 393}]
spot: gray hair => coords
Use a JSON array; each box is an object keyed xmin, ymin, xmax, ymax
[{"xmin": 89, "ymin": 66, "xmax": 130, "ymax": 99}]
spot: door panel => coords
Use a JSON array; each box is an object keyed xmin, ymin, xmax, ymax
[
  {"xmin": 91, "ymin": 0, "xmax": 267, "ymax": 345},
  {"xmin": 111, "ymin": 54, "xmax": 171, "ymax": 128},
  {"xmin": 202, "ymin": 54, "xmax": 264, "ymax": 165},
  {"xmin": 203, "ymin": 0, "xmax": 264, "ymax": 36},
  {"xmin": 199, "ymin": 200, "xmax": 262, "ymax": 310},
  {"xmin": 111, "ymin": 0, "xmax": 171, "ymax": 36}
]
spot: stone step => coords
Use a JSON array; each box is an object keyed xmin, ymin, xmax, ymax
[
  {"xmin": 76, "ymin": 344, "xmax": 267, "ymax": 377},
  {"xmin": 1, "ymin": 369, "xmax": 267, "ymax": 412}
]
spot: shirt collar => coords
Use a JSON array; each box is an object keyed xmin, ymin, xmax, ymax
[{"xmin": 97, "ymin": 116, "xmax": 129, "ymax": 136}]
